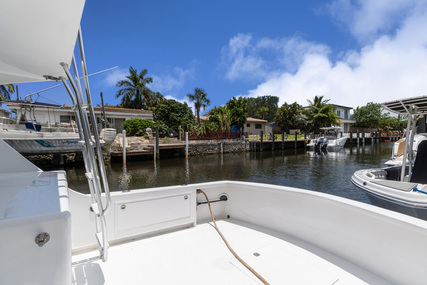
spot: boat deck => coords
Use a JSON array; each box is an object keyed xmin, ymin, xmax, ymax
[{"xmin": 72, "ymin": 219, "xmax": 384, "ymax": 285}]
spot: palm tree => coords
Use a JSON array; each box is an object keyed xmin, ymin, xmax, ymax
[
  {"xmin": 209, "ymin": 106, "xmax": 231, "ymax": 132},
  {"xmin": 115, "ymin": 67, "xmax": 153, "ymax": 109},
  {"xmin": 186, "ymin": 88, "xmax": 210, "ymax": 124},
  {"xmin": 306, "ymin": 95, "xmax": 339, "ymax": 132},
  {"xmin": 0, "ymin": 84, "xmax": 14, "ymax": 102},
  {"xmin": 307, "ymin": 95, "xmax": 329, "ymax": 108},
  {"xmin": 258, "ymin": 106, "xmax": 269, "ymax": 120}
]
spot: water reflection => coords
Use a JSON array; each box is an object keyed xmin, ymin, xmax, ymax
[
  {"xmin": 119, "ymin": 166, "xmax": 131, "ymax": 191},
  {"xmin": 63, "ymin": 142, "xmax": 394, "ymax": 205}
]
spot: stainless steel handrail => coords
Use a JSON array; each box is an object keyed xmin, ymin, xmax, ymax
[{"xmin": 59, "ymin": 28, "xmax": 111, "ymax": 262}]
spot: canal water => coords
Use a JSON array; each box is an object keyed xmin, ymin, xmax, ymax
[{"xmin": 63, "ymin": 141, "xmax": 394, "ymax": 205}]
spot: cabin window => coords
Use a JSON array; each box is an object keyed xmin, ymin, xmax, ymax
[
  {"xmin": 247, "ymin": 123, "xmax": 250, "ymax": 127},
  {"xmin": 337, "ymin": 110, "xmax": 341, "ymax": 117},
  {"xmin": 255, "ymin": 124, "xmax": 262, "ymax": 129}
]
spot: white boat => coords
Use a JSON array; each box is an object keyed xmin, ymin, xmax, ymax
[
  {"xmin": 0, "ymin": 101, "xmax": 116, "ymax": 154},
  {"xmin": 0, "ymin": 100, "xmax": 84, "ymax": 154},
  {"xmin": 2, "ymin": 1, "xmax": 427, "ymax": 284},
  {"xmin": 306, "ymin": 127, "xmax": 348, "ymax": 150},
  {"xmin": 352, "ymin": 96, "xmax": 427, "ymax": 220},
  {"xmin": 384, "ymin": 134, "xmax": 427, "ymax": 166}
]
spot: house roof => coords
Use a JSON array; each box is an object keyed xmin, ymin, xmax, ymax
[
  {"xmin": 330, "ymin": 104, "xmax": 353, "ymax": 110},
  {"xmin": 247, "ymin": 117, "xmax": 267, "ymax": 123},
  {"xmin": 303, "ymin": 103, "xmax": 353, "ymax": 110}
]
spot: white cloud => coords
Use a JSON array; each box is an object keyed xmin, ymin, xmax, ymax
[
  {"xmin": 222, "ymin": 33, "xmax": 328, "ymax": 81},
  {"xmin": 222, "ymin": 33, "xmax": 266, "ymax": 81},
  {"xmin": 326, "ymin": 0, "xmax": 427, "ymax": 43},
  {"xmin": 151, "ymin": 66, "xmax": 194, "ymax": 93},
  {"xmin": 226, "ymin": 1, "xmax": 427, "ymax": 109},
  {"xmin": 102, "ymin": 68, "xmax": 128, "ymax": 86}
]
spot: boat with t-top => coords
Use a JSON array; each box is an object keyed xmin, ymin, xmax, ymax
[
  {"xmin": 306, "ymin": 127, "xmax": 348, "ymax": 150},
  {"xmin": 352, "ymin": 96, "xmax": 427, "ymax": 220}
]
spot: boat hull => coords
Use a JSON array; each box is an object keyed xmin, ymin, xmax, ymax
[
  {"xmin": 307, "ymin": 137, "xmax": 348, "ymax": 149},
  {"xmin": 351, "ymin": 168, "xmax": 427, "ymax": 220}
]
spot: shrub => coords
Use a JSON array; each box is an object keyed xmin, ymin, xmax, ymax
[{"xmin": 123, "ymin": 118, "xmax": 155, "ymax": 136}]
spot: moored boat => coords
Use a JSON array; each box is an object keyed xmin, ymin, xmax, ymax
[
  {"xmin": 306, "ymin": 127, "xmax": 348, "ymax": 150},
  {"xmin": 352, "ymin": 96, "xmax": 427, "ymax": 220}
]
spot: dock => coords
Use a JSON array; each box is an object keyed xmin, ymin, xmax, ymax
[{"xmin": 110, "ymin": 143, "xmax": 189, "ymax": 157}]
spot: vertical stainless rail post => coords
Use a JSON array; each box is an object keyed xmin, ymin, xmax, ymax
[
  {"xmin": 123, "ymin": 130, "xmax": 126, "ymax": 165},
  {"xmin": 78, "ymin": 27, "xmax": 111, "ymax": 262},
  {"xmin": 78, "ymin": 27, "xmax": 111, "ymax": 215},
  {"xmin": 185, "ymin": 132, "xmax": 189, "ymax": 159},
  {"xmin": 59, "ymin": 28, "xmax": 111, "ymax": 262},
  {"xmin": 400, "ymin": 105, "xmax": 414, "ymax": 182}
]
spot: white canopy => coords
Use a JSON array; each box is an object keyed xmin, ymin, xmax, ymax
[
  {"xmin": 382, "ymin": 95, "xmax": 427, "ymax": 115},
  {"xmin": 0, "ymin": 0, "xmax": 85, "ymax": 84}
]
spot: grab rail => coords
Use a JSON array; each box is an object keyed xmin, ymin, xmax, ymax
[{"xmin": 59, "ymin": 28, "xmax": 111, "ymax": 262}]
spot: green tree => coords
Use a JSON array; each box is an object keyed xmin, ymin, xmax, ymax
[
  {"xmin": 146, "ymin": 91, "xmax": 164, "ymax": 110},
  {"xmin": 353, "ymin": 102, "xmax": 383, "ymax": 128},
  {"xmin": 0, "ymin": 84, "xmax": 14, "ymax": 102},
  {"xmin": 247, "ymin": 95, "xmax": 279, "ymax": 122},
  {"xmin": 306, "ymin": 96, "xmax": 339, "ymax": 132},
  {"xmin": 209, "ymin": 106, "xmax": 232, "ymax": 132},
  {"xmin": 274, "ymin": 102, "xmax": 305, "ymax": 133},
  {"xmin": 186, "ymin": 88, "xmax": 210, "ymax": 125},
  {"xmin": 153, "ymin": 99, "xmax": 195, "ymax": 130},
  {"xmin": 307, "ymin": 95, "xmax": 330, "ymax": 108},
  {"xmin": 115, "ymin": 67, "xmax": 153, "ymax": 109},
  {"xmin": 123, "ymin": 118, "xmax": 156, "ymax": 136},
  {"xmin": 226, "ymin": 96, "xmax": 248, "ymax": 133}
]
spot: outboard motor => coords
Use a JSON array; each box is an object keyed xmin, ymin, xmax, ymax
[
  {"xmin": 315, "ymin": 138, "xmax": 328, "ymax": 150},
  {"xmin": 314, "ymin": 138, "xmax": 324, "ymax": 150},
  {"xmin": 322, "ymin": 138, "xmax": 328, "ymax": 150}
]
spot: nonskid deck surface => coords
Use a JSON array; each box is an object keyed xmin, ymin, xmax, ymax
[{"xmin": 72, "ymin": 219, "xmax": 380, "ymax": 285}]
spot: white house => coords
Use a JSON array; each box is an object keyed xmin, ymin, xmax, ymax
[
  {"xmin": 245, "ymin": 117, "xmax": 268, "ymax": 136},
  {"xmin": 7, "ymin": 104, "xmax": 153, "ymax": 133},
  {"xmin": 331, "ymin": 104, "xmax": 356, "ymax": 133},
  {"xmin": 304, "ymin": 103, "xmax": 355, "ymax": 133}
]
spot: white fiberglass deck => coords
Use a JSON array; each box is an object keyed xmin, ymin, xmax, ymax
[{"xmin": 72, "ymin": 219, "xmax": 381, "ymax": 285}]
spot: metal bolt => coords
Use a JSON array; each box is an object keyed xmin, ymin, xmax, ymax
[
  {"xmin": 121, "ymin": 205, "xmax": 126, "ymax": 209},
  {"xmin": 35, "ymin": 233, "xmax": 50, "ymax": 247},
  {"xmin": 184, "ymin": 195, "xmax": 188, "ymax": 200}
]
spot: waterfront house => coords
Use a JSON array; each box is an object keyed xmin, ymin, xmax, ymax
[
  {"xmin": 245, "ymin": 117, "xmax": 268, "ymax": 136},
  {"xmin": 200, "ymin": 116, "xmax": 268, "ymax": 136},
  {"xmin": 303, "ymin": 103, "xmax": 355, "ymax": 133},
  {"xmin": 7, "ymin": 104, "xmax": 153, "ymax": 133},
  {"xmin": 332, "ymin": 104, "xmax": 356, "ymax": 133}
]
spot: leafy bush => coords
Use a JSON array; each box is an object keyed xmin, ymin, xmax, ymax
[
  {"xmin": 153, "ymin": 99, "xmax": 195, "ymax": 131},
  {"xmin": 123, "ymin": 118, "xmax": 155, "ymax": 136}
]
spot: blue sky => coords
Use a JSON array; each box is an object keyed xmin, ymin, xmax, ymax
[{"xmin": 11, "ymin": 0, "xmax": 427, "ymax": 115}]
